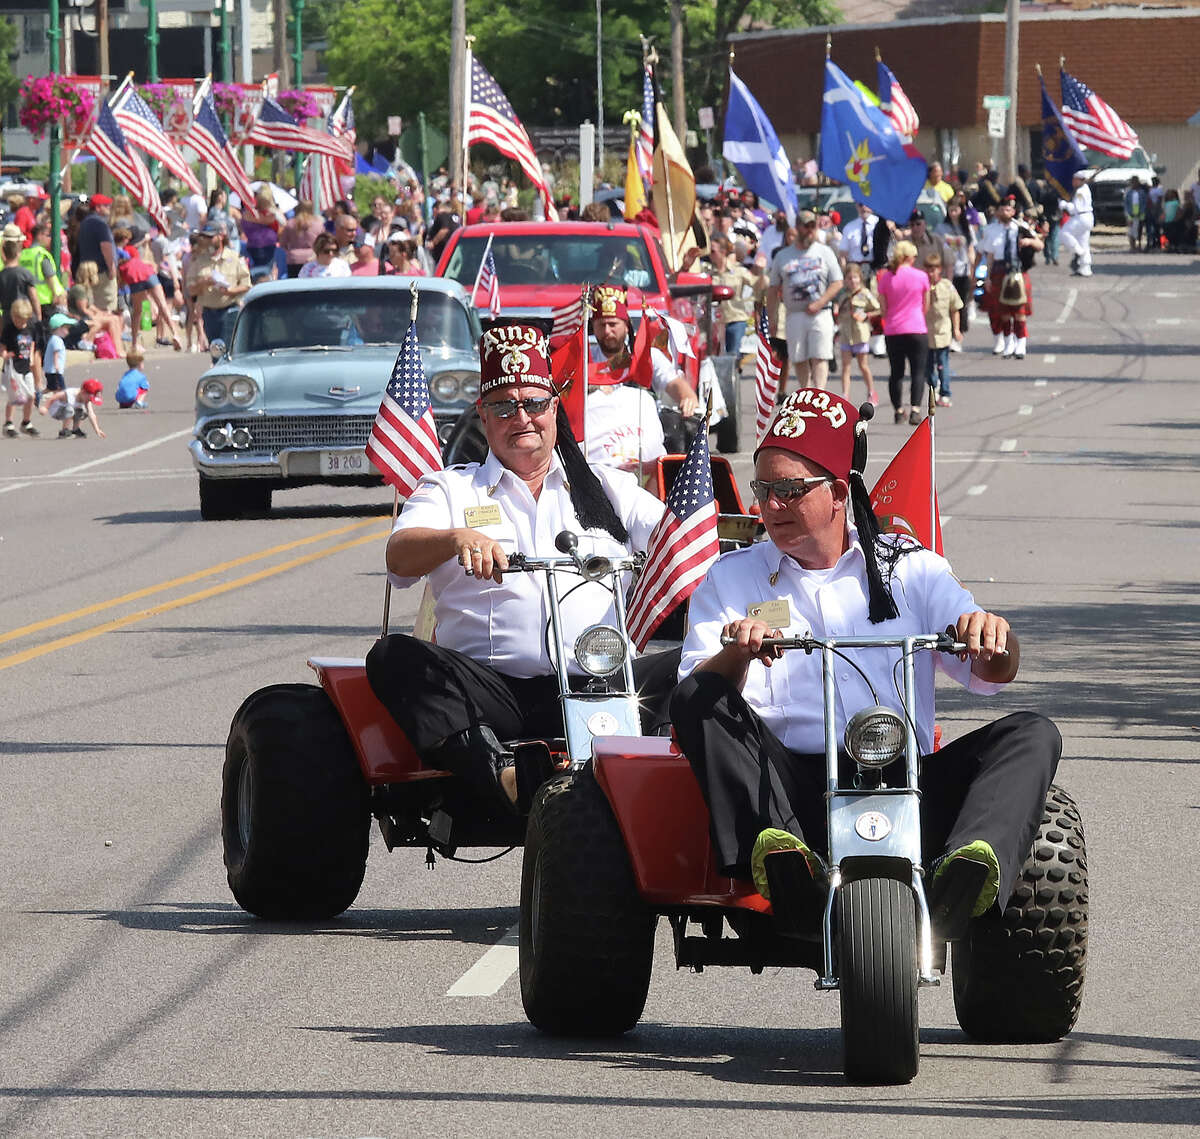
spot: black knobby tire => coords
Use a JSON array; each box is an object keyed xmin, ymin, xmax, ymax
[
  {"xmin": 198, "ymin": 476, "xmax": 272, "ymax": 521},
  {"xmin": 952, "ymin": 783, "xmax": 1088, "ymax": 1042},
  {"xmin": 222, "ymin": 683, "xmax": 370, "ymax": 919},
  {"xmin": 442, "ymin": 406, "xmax": 488, "ymax": 466},
  {"xmin": 837, "ymin": 876, "xmax": 919, "ymax": 1084},
  {"xmin": 519, "ymin": 767, "xmax": 655, "ymax": 1035}
]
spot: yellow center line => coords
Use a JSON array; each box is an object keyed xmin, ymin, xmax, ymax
[
  {"xmin": 0, "ymin": 517, "xmax": 384, "ymax": 648},
  {"xmin": 0, "ymin": 528, "xmax": 388, "ymax": 673}
]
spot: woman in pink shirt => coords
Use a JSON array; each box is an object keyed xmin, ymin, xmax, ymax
[{"xmin": 875, "ymin": 240, "xmax": 930, "ymax": 425}]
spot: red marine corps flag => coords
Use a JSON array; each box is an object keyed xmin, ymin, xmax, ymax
[
  {"xmin": 365, "ymin": 319, "xmax": 443, "ymax": 498},
  {"xmin": 626, "ymin": 418, "xmax": 720, "ymax": 649}
]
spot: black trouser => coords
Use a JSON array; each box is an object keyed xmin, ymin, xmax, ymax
[
  {"xmin": 885, "ymin": 333, "xmax": 929, "ymax": 411},
  {"xmin": 670, "ymin": 672, "xmax": 1060, "ymax": 910},
  {"xmin": 366, "ymin": 633, "xmax": 681, "ymax": 779},
  {"xmin": 952, "ymin": 274, "xmax": 972, "ymax": 333},
  {"xmin": 660, "ymin": 409, "xmax": 698, "ymax": 455}
]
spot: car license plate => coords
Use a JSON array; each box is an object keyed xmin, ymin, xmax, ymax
[{"xmin": 320, "ymin": 450, "xmax": 369, "ymax": 476}]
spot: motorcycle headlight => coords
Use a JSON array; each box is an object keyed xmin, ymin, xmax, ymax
[
  {"xmin": 430, "ymin": 372, "xmax": 460, "ymax": 400},
  {"xmin": 227, "ymin": 377, "xmax": 258, "ymax": 406},
  {"xmin": 844, "ymin": 706, "xmax": 906, "ymax": 768},
  {"xmin": 198, "ymin": 378, "xmax": 228, "ymax": 408},
  {"xmin": 574, "ymin": 625, "xmax": 628, "ymax": 678}
]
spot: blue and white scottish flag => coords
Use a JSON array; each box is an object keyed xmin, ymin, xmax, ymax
[
  {"xmin": 819, "ymin": 60, "xmax": 925, "ymax": 222},
  {"xmin": 723, "ymin": 68, "xmax": 798, "ymax": 224}
]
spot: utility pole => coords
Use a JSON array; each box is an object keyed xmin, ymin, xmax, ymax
[
  {"xmin": 290, "ymin": 0, "xmax": 305, "ymax": 88},
  {"xmin": 595, "ymin": 0, "xmax": 603, "ymax": 172},
  {"xmin": 449, "ymin": 0, "xmax": 465, "ymax": 194},
  {"xmin": 145, "ymin": 0, "xmax": 159, "ymax": 81},
  {"xmin": 48, "ymin": 0, "xmax": 63, "ymax": 273},
  {"xmin": 216, "ymin": 0, "xmax": 231, "ymax": 83},
  {"xmin": 98, "ymin": 0, "xmax": 110, "ymax": 84},
  {"xmin": 669, "ymin": 0, "xmax": 685, "ymax": 142},
  {"xmin": 272, "ymin": 0, "xmax": 288, "ymax": 86},
  {"xmin": 1003, "ymin": 0, "xmax": 1020, "ymax": 180}
]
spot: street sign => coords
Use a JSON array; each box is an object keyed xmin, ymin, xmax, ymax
[
  {"xmin": 387, "ymin": 116, "xmax": 402, "ymax": 136},
  {"xmin": 982, "ymin": 94, "xmax": 1011, "ymax": 110},
  {"xmin": 698, "ymin": 106, "xmax": 715, "ymax": 130},
  {"xmin": 987, "ymin": 106, "xmax": 1007, "ymax": 138}
]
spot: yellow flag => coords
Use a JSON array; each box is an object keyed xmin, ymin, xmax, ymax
[
  {"xmin": 651, "ymin": 103, "xmax": 704, "ymax": 271},
  {"xmin": 624, "ymin": 137, "xmax": 648, "ymax": 221}
]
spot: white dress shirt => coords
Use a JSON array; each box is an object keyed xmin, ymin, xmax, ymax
[
  {"xmin": 586, "ymin": 384, "xmax": 666, "ymax": 470},
  {"xmin": 391, "ymin": 451, "xmax": 664, "ymax": 677},
  {"xmin": 679, "ymin": 530, "xmax": 1003, "ymax": 754},
  {"xmin": 838, "ymin": 215, "xmax": 878, "ymax": 264}
]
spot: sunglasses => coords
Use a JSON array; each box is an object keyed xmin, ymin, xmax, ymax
[
  {"xmin": 749, "ymin": 476, "xmax": 831, "ymax": 505},
  {"xmin": 481, "ymin": 396, "xmax": 554, "ymax": 419}
]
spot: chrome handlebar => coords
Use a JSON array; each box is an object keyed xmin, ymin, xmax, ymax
[{"xmin": 718, "ymin": 631, "xmax": 969, "ymax": 654}]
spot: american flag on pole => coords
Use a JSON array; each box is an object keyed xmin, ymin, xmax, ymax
[
  {"xmin": 877, "ymin": 58, "xmax": 919, "ymax": 140},
  {"xmin": 364, "ymin": 321, "xmax": 443, "ymax": 497},
  {"xmin": 625, "ymin": 421, "xmax": 720, "ymax": 650},
  {"xmin": 550, "ymin": 294, "xmax": 585, "ymax": 339},
  {"xmin": 246, "ymin": 95, "xmax": 354, "ymax": 161},
  {"xmin": 474, "ymin": 248, "xmax": 502, "ymax": 317},
  {"xmin": 183, "ymin": 87, "xmax": 255, "ymax": 206},
  {"xmin": 636, "ymin": 65, "xmax": 654, "ymax": 186},
  {"xmin": 1060, "ymin": 67, "xmax": 1138, "ymax": 160},
  {"xmin": 299, "ymin": 91, "xmax": 355, "ymax": 212},
  {"xmin": 753, "ymin": 307, "xmax": 782, "ymax": 442},
  {"xmin": 85, "ymin": 103, "xmax": 170, "ymax": 232},
  {"xmin": 112, "ymin": 86, "xmax": 203, "ymax": 196},
  {"xmin": 468, "ymin": 54, "xmax": 557, "ymax": 220}
]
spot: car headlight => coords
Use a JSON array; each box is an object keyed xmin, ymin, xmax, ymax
[
  {"xmin": 574, "ymin": 625, "xmax": 628, "ymax": 678},
  {"xmin": 198, "ymin": 378, "xmax": 228, "ymax": 408},
  {"xmin": 227, "ymin": 377, "xmax": 258, "ymax": 406},
  {"xmin": 430, "ymin": 372, "xmax": 461, "ymax": 400},
  {"xmin": 460, "ymin": 373, "xmax": 480, "ymax": 399},
  {"xmin": 844, "ymin": 706, "xmax": 906, "ymax": 768},
  {"xmin": 204, "ymin": 423, "xmax": 231, "ymax": 450},
  {"xmin": 229, "ymin": 426, "xmax": 253, "ymax": 449}
]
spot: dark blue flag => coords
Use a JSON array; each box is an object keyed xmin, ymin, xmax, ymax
[
  {"xmin": 819, "ymin": 60, "xmax": 925, "ymax": 222},
  {"xmin": 1039, "ymin": 76, "xmax": 1086, "ymax": 200}
]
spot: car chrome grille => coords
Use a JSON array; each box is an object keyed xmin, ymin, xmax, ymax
[{"xmin": 198, "ymin": 414, "xmax": 377, "ymax": 454}]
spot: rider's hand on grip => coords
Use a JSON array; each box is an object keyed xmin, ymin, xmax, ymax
[
  {"xmin": 720, "ymin": 618, "xmax": 784, "ymax": 667},
  {"xmin": 458, "ymin": 528, "xmax": 509, "ymax": 584},
  {"xmin": 954, "ymin": 610, "xmax": 1010, "ymax": 663}
]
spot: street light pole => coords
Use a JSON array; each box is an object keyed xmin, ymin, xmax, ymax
[
  {"xmin": 145, "ymin": 0, "xmax": 159, "ymax": 81},
  {"xmin": 291, "ymin": 0, "xmax": 305, "ymax": 88},
  {"xmin": 48, "ymin": 0, "xmax": 63, "ymax": 274},
  {"xmin": 1003, "ymin": 0, "xmax": 1020, "ymax": 181},
  {"xmin": 216, "ymin": 0, "xmax": 232, "ymax": 83},
  {"xmin": 595, "ymin": 0, "xmax": 603, "ymax": 173}
]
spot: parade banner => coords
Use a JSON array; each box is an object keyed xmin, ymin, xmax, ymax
[
  {"xmin": 158, "ymin": 79, "xmax": 196, "ymax": 145},
  {"xmin": 227, "ymin": 83, "xmax": 266, "ymax": 147},
  {"xmin": 62, "ymin": 76, "xmax": 104, "ymax": 150}
]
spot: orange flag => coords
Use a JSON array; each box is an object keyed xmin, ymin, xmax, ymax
[
  {"xmin": 551, "ymin": 322, "xmax": 587, "ymax": 443},
  {"xmin": 629, "ymin": 307, "xmax": 667, "ymax": 390},
  {"xmin": 869, "ymin": 417, "xmax": 943, "ymax": 555}
]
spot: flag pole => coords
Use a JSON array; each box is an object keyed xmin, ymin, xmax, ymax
[
  {"xmin": 381, "ymin": 280, "xmax": 422, "ymax": 639},
  {"xmin": 927, "ymin": 377, "xmax": 937, "ymax": 550},
  {"xmin": 461, "ymin": 35, "xmax": 474, "ymax": 207},
  {"xmin": 580, "ymin": 282, "xmax": 593, "ymax": 458},
  {"xmin": 469, "ymin": 230, "xmax": 495, "ymax": 309}
]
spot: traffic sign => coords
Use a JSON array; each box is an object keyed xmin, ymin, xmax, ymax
[
  {"xmin": 982, "ymin": 94, "xmax": 1011, "ymax": 110},
  {"xmin": 987, "ymin": 106, "xmax": 1007, "ymax": 138}
]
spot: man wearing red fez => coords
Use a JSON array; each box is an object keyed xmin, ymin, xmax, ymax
[
  {"xmin": 590, "ymin": 284, "xmax": 699, "ymax": 454},
  {"xmin": 670, "ymin": 387, "xmax": 1060, "ymax": 938},
  {"xmin": 367, "ymin": 323, "xmax": 676, "ymax": 811}
]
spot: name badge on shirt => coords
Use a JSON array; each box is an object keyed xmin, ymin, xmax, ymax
[
  {"xmin": 464, "ymin": 504, "xmax": 503, "ymax": 528},
  {"xmin": 747, "ymin": 599, "xmax": 791, "ymax": 628}
]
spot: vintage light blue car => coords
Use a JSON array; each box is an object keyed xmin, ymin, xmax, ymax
[{"xmin": 190, "ymin": 276, "xmax": 482, "ymax": 520}]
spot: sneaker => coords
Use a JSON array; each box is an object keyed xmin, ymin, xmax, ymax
[
  {"xmin": 1003, "ymin": 333, "xmax": 1017, "ymax": 358},
  {"xmin": 750, "ymin": 828, "xmax": 824, "ymax": 901},
  {"xmin": 928, "ymin": 839, "xmax": 1000, "ymax": 937},
  {"xmin": 19, "ymin": 421, "xmax": 39, "ymax": 437},
  {"xmin": 1069, "ymin": 254, "xmax": 1080, "ymax": 272},
  {"xmin": 1014, "ymin": 337, "xmax": 1027, "ymax": 360},
  {"xmin": 58, "ymin": 428, "xmax": 71, "ymax": 438},
  {"xmin": 909, "ymin": 409, "xmax": 921, "ymax": 426},
  {"xmin": 1077, "ymin": 267, "xmax": 1093, "ymax": 277},
  {"xmin": 894, "ymin": 407, "xmax": 906, "ymax": 424},
  {"xmin": 936, "ymin": 395, "xmax": 952, "ymax": 407},
  {"xmin": 71, "ymin": 428, "xmax": 87, "ymax": 438},
  {"xmin": 868, "ymin": 390, "xmax": 880, "ymax": 406},
  {"xmin": 992, "ymin": 333, "xmax": 1006, "ymax": 356},
  {"xmin": 3, "ymin": 423, "xmax": 16, "ymax": 437}
]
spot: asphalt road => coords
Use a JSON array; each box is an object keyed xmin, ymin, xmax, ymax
[{"xmin": 2, "ymin": 251, "xmax": 1198, "ymax": 1138}]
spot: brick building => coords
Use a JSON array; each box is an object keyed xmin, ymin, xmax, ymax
[{"xmin": 731, "ymin": 7, "xmax": 1200, "ymax": 189}]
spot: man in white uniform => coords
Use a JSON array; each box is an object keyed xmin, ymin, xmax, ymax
[
  {"xmin": 1059, "ymin": 171, "xmax": 1094, "ymax": 277},
  {"xmin": 366, "ymin": 324, "xmax": 673, "ymax": 811},
  {"xmin": 767, "ymin": 210, "xmax": 843, "ymax": 390},
  {"xmin": 670, "ymin": 388, "xmax": 1060, "ymax": 935}
]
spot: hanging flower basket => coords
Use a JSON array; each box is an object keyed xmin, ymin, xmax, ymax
[
  {"xmin": 17, "ymin": 74, "xmax": 97, "ymax": 144},
  {"xmin": 212, "ymin": 82, "xmax": 244, "ymax": 121},
  {"xmin": 276, "ymin": 89, "xmax": 321, "ymax": 124},
  {"xmin": 139, "ymin": 83, "xmax": 192, "ymax": 140}
]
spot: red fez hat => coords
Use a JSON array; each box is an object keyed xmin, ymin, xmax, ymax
[
  {"xmin": 478, "ymin": 323, "xmax": 554, "ymax": 397},
  {"xmin": 591, "ymin": 285, "xmax": 629, "ymax": 323},
  {"xmin": 755, "ymin": 388, "xmax": 860, "ymax": 482}
]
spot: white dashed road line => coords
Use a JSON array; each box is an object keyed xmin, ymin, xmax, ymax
[
  {"xmin": 446, "ymin": 925, "xmax": 520, "ymax": 997},
  {"xmin": 1034, "ymin": 379, "xmax": 1048, "ymax": 387},
  {"xmin": 967, "ymin": 485, "xmax": 988, "ymax": 496},
  {"xmin": 1043, "ymin": 355, "xmax": 1057, "ymax": 365},
  {"xmin": 1156, "ymin": 318, "xmax": 1183, "ymax": 325},
  {"xmin": 1055, "ymin": 288, "xmax": 1078, "ymax": 325},
  {"xmin": 1018, "ymin": 405, "xmax": 1034, "ymax": 416},
  {"xmin": 1000, "ymin": 439, "xmax": 1018, "ymax": 452}
]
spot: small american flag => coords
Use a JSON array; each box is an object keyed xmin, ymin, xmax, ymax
[
  {"xmin": 85, "ymin": 103, "xmax": 170, "ymax": 233},
  {"xmin": 246, "ymin": 95, "xmax": 354, "ymax": 162},
  {"xmin": 112, "ymin": 87, "xmax": 202, "ymax": 196},
  {"xmin": 550, "ymin": 295, "xmax": 585, "ymax": 339},
  {"xmin": 753, "ymin": 308, "xmax": 782, "ymax": 442},
  {"xmin": 364, "ymin": 321, "xmax": 444, "ymax": 497},
  {"xmin": 183, "ymin": 90, "xmax": 255, "ymax": 206},
  {"xmin": 626, "ymin": 421, "xmax": 720, "ymax": 650},
  {"xmin": 877, "ymin": 59, "xmax": 919, "ymax": 140},
  {"xmin": 474, "ymin": 249, "xmax": 502, "ymax": 317},
  {"xmin": 468, "ymin": 55, "xmax": 556, "ymax": 220},
  {"xmin": 636, "ymin": 65, "xmax": 654, "ymax": 186},
  {"xmin": 1060, "ymin": 68, "xmax": 1138, "ymax": 160}
]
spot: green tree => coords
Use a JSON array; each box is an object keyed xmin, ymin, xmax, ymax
[{"xmin": 0, "ymin": 17, "xmax": 20, "ymax": 117}]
